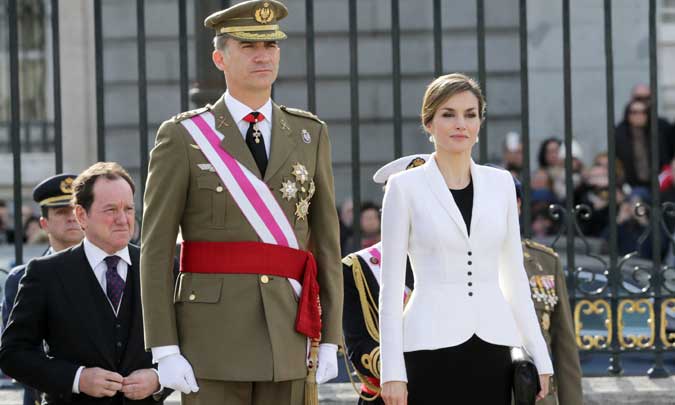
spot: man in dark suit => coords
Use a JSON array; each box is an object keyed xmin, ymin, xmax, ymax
[
  {"xmin": 0, "ymin": 162, "xmax": 166, "ymax": 404},
  {"xmin": 1, "ymin": 173, "xmax": 84, "ymax": 405}
]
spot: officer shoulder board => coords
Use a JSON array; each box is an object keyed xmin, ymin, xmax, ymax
[
  {"xmin": 171, "ymin": 104, "xmax": 212, "ymax": 123},
  {"xmin": 279, "ymin": 105, "xmax": 325, "ymax": 125},
  {"xmin": 524, "ymin": 239, "xmax": 558, "ymax": 258}
]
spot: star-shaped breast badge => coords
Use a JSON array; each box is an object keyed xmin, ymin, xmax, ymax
[
  {"xmin": 292, "ymin": 163, "xmax": 309, "ymax": 184},
  {"xmin": 280, "ymin": 180, "xmax": 298, "ymax": 201}
]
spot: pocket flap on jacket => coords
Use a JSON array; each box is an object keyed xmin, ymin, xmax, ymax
[
  {"xmin": 176, "ymin": 276, "xmax": 222, "ymax": 304},
  {"xmin": 196, "ymin": 175, "xmax": 220, "ymax": 191}
]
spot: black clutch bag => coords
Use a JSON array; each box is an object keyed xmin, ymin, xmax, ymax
[{"xmin": 511, "ymin": 347, "xmax": 541, "ymax": 405}]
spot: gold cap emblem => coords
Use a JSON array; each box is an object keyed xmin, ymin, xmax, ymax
[
  {"xmin": 60, "ymin": 178, "xmax": 74, "ymax": 194},
  {"xmin": 406, "ymin": 157, "xmax": 426, "ymax": 170},
  {"xmin": 255, "ymin": 2, "xmax": 275, "ymax": 24}
]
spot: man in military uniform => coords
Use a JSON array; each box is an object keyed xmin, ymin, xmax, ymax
[
  {"xmin": 342, "ymin": 155, "xmax": 426, "ymax": 404},
  {"xmin": 1, "ymin": 173, "xmax": 83, "ymax": 405},
  {"xmin": 140, "ymin": 1, "xmax": 342, "ymax": 404},
  {"xmin": 515, "ymin": 177, "xmax": 583, "ymax": 405}
]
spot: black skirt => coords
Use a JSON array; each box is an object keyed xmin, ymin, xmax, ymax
[{"xmin": 403, "ymin": 334, "xmax": 512, "ymax": 405}]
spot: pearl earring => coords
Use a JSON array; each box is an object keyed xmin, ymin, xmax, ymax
[{"xmin": 428, "ymin": 135, "xmax": 434, "ymax": 143}]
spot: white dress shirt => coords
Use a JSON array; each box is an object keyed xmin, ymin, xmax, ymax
[{"xmin": 224, "ymin": 90, "xmax": 273, "ymax": 158}]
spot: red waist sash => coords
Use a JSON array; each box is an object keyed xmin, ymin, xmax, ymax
[
  {"xmin": 180, "ymin": 241, "xmax": 321, "ymax": 339},
  {"xmin": 362, "ymin": 375, "xmax": 380, "ymax": 396}
]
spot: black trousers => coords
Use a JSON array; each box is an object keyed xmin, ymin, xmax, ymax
[{"xmin": 403, "ymin": 334, "xmax": 512, "ymax": 405}]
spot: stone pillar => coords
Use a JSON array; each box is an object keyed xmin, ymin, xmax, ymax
[
  {"xmin": 59, "ymin": 0, "xmax": 97, "ymax": 173},
  {"xmin": 190, "ymin": 0, "xmax": 227, "ymax": 106}
]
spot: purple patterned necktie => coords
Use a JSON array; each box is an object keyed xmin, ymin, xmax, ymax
[{"xmin": 104, "ymin": 256, "xmax": 124, "ymax": 310}]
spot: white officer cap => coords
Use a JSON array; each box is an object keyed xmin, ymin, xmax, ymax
[{"xmin": 373, "ymin": 154, "xmax": 431, "ymax": 184}]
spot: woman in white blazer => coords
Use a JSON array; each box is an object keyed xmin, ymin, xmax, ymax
[{"xmin": 379, "ymin": 73, "xmax": 553, "ymax": 405}]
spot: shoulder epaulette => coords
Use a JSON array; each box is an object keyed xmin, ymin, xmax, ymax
[
  {"xmin": 342, "ymin": 255, "xmax": 355, "ymax": 267},
  {"xmin": 171, "ymin": 105, "xmax": 212, "ymax": 123},
  {"xmin": 524, "ymin": 239, "xmax": 558, "ymax": 257},
  {"xmin": 279, "ymin": 105, "xmax": 324, "ymax": 124}
]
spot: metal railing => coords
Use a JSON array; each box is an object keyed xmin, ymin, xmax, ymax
[{"xmin": 3, "ymin": 0, "xmax": 672, "ymax": 378}]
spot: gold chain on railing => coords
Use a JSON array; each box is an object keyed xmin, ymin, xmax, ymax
[
  {"xmin": 617, "ymin": 299, "xmax": 654, "ymax": 349},
  {"xmin": 661, "ymin": 298, "xmax": 675, "ymax": 348},
  {"xmin": 574, "ymin": 299, "xmax": 612, "ymax": 349}
]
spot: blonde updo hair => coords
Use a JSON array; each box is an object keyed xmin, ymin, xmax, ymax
[{"xmin": 421, "ymin": 73, "xmax": 486, "ymax": 129}]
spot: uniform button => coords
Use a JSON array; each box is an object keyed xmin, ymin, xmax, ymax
[
  {"xmin": 468, "ymin": 292, "xmax": 473, "ymax": 297},
  {"xmin": 261, "ymin": 275, "xmax": 270, "ymax": 284},
  {"xmin": 468, "ymin": 251, "xmax": 472, "ymax": 256},
  {"xmin": 468, "ymin": 272, "xmax": 472, "ymax": 276},
  {"xmin": 116, "ymin": 323, "xmax": 121, "ymax": 329},
  {"xmin": 468, "ymin": 282, "xmax": 473, "ymax": 286},
  {"xmin": 468, "ymin": 261, "xmax": 472, "ymax": 265},
  {"xmin": 216, "ymin": 186, "xmax": 223, "ymax": 192},
  {"xmin": 116, "ymin": 341, "xmax": 123, "ymax": 348},
  {"xmin": 188, "ymin": 293, "xmax": 196, "ymax": 301}
]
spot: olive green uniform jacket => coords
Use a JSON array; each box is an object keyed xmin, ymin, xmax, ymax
[
  {"xmin": 140, "ymin": 98, "xmax": 342, "ymax": 383},
  {"xmin": 523, "ymin": 240, "xmax": 583, "ymax": 405}
]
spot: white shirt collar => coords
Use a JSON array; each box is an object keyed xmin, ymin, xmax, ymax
[
  {"xmin": 224, "ymin": 90, "xmax": 272, "ymax": 124},
  {"xmin": 83, "ymin": 238, "xmax": 131, "ymax": 270}
]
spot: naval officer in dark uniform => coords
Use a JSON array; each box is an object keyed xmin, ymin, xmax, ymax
[{"xmin": 342, "ymin": 155, "xmax": 427, "ymax": 404}]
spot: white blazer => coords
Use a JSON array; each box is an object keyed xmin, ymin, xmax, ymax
[{"xmin": 379, "ymin": 154, "xmax": 554, "ymax": 383}]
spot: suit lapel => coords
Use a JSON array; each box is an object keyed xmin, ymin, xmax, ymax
[
  {"xmin": 264, "ymin": 103, "xmax": 297, "ymax": 183},
  {"xmin": 56, "ymin": 244, "xmax": 116, "ymax": 369},
  {"xmin": 468, "ymin": 160, "xmax": 481, "ymax": 239},
  {"xmin": 210, "ymin": 98, "xmax": 262, "ymax": 178},
  {"xmin": 119, "ymin": 246, "xmax": 145, "ymax": 372},
  {"xmin": 422, "ymin": 155, "xmax": 470, "ymax": 241}
]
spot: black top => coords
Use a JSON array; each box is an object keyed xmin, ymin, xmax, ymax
[{"xmin": 450, "ymin": 180, "xmax": 473, "ymax": 236}]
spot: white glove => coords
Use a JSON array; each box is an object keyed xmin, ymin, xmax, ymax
[
  {"xmin": 157, "ymin": 353, "xmax": 200, "ymax": 394},
  {"xmin": 314, "ymin": 343, "xmax": 338, "ymax": 384}
]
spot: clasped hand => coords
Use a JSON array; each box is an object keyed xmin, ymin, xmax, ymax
[{"xmin": 79, "ymin": 367, "xmax": 159, "ymax": 400}]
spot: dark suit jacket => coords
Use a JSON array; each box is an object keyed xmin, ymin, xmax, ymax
[{"xmin": 0, "ymin": 243, "xmax": 167, "ymax": 404}]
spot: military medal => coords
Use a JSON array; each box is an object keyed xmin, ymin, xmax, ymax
[
  {"xmin": 535, "ymin": 276, "xmax": 549, "ymax": 310},
  {"xmin": 280, "ymin": 179, "xmax": 298, "ymax": 201},
  {"xmin": 302, "ymin": 129, "xmax": 311, "ymax": 144},
  {"xmin": 292, "ymin": 162, "xmax": 309, "ymax": 184},
  {"xmin": 252, "ymin": 120, "xmax": 262, "ymax": 144},
  {"xmin": 295, "ymin": 197, "xmax": 310, "ymax": 221},
  {"xmin": 541, "ymin": 312, "xmax": 551, "ymax": 331}
]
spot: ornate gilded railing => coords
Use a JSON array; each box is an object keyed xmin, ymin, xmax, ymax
[{"xmin": 550, "ymin": 200, "xmax": 675, "ymax": 377}]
